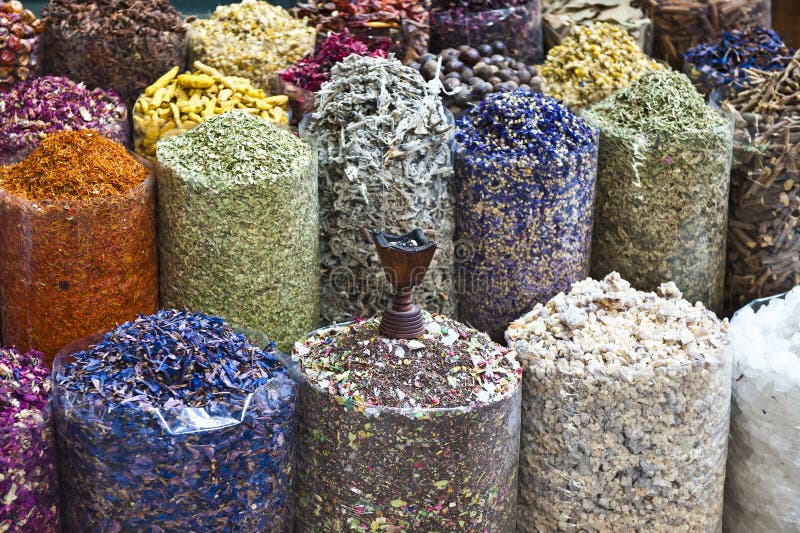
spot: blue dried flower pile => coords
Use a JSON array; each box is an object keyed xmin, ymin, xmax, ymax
[
  {"xmin": 454, "ymin": 89, "xmax": 598, "ymax": 342},
  {"xmin": 684, "ymin": 26, "xmax": 794, "ymax": 97},
  {"xmin": 53, "ymin": 309, "xmax": 297, "ymax": 533}
]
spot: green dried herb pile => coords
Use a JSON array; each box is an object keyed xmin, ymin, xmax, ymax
[
  {"xmin": 306, "ymin": 54, "xmax": 456, "ymax": 323},
  {"xmin": 585, "ymin": 69, "xmax": 733, "ymax": 312},
  {"xmin": 157, "ymin": 110, "xmax": 319, "ymax": 351}
]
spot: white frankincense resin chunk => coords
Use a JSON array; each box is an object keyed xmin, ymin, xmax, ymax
[
  {"xmin": 506, "ymin": 273, "xmax": 730, "ymax": 532},
  {"xmin": 725, "ymin": 289, "xmax": 800, "ymax": 532}
]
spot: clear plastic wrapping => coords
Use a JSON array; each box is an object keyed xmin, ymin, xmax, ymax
[
  {"xmin": 0, "ymin": 176, "xmax": 158, "ymax": 365},
  {"xmin": 454, "ymin": 140, "xmax": 598, "ymax": 343},
  {"xmin": 725, "ymin": 293, "xmax": 800, "ymax": 533},
  {"xmin": 44, "ymin": 29, "xmax": 187, "ymax": 106},
  {"xmin": 587, "ymin": 116, "xmax": 733, "ymax": 314},
  {"xmin": 643, "ymin": 0, "xmax": 771, "ymax": 69},
  {"xmin": 292, "ymin": 325, "xmax": 521, "ymax": 532},
  {"xmin": 723, "ymin": 105, "xmax": 800, "ymax": 312},
  {"xmin": 542, "ymin": 2, "xmax": 652, "ymax": 56},
  {"xmin": 0, "ymin": 413, "xmax": 59, "ymax": 532},
  {"xmin": 52, "ymin": 338, "xmax": 297, "ymax": 533},
  {"xmin": 156, "ymin": 128, "xmax": 319, "ymax": 353},
  {"xmin": 346, "ymin": 16, "xmax": 430, "ymax": 64},
  {"xmin": 0, "ymin": 348, "xmax": 59, "ymax": 532},
  {"xmin": 507, "ymin": 274, "xmax": 731, "ymax": 532},
  {"xmin": 309, "ymin": 106, "xmax": 456, "ymax": 323},
  {"xmin": 429, "ymin": 1, "xmax": 543, "ymax": 63}
]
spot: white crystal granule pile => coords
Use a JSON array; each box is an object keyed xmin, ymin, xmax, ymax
[{"xmin": 726, "ymin": 288, "xmax": 800, "ymax": 532}]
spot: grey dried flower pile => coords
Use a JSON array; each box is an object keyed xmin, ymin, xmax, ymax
[{"xmin": 307, "ymin": 54, "xmax": 456, "ymax": 323}]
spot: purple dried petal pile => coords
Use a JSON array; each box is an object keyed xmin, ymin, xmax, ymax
[
  {"xmin": 0, "ymin": 75, "xmax": 128, "ymax": 165},
  {"xmin": 281, "ymin": 29, "xmax": 387, "ymax": 92},
  {"xmin": 0, "ymin": 347, "xmax": 58, "ymax": 532}
]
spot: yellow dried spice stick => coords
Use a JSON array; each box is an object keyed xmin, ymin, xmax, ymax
[{"xmin": 133, "ymin": 63, "xmax": 290, "ymax": 159}]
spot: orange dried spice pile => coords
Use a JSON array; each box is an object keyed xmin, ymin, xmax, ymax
[{"xmin": 0, "ymin": 130, "xmax": 148, "ymax": 201}]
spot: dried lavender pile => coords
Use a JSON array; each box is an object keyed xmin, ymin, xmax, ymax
[
  {"xmin": 43, "ymin": 0, "xmax": 187, "ymax": 106},
  {"xmin": 506, "ymin": 273, "xmax": 731, "ymax": 531},
  {"xmin": 53, "ymin": 310, "xmax": 297, "ymax": 533},
  {"xmin": 585, "ymin": 69, "xmax": 733, "ymax": 313},
  {"xmin": 0, "ymin": 347, "xmax": 58, "ymax": 532},
  {"xmin": 0, "ymin": 76, "xmax": 128, "ymax": 165},
  {"xmin": 723, "ymin": 52, "xmax": 800, "ymax": 312},
  {"xmin": 726, "ymin": 290, "xmax": 800, "ymax": 532},
  {"xmin": 292, "ymin": 313, "xmax": 521, "ymax": 531},
  {"xmin": 455, "ymin": 90, "xmax": 597, "ymax": 342},
  {"xmin": 307, "ymin": 55, "xmax": 456, "ymax": 323}
]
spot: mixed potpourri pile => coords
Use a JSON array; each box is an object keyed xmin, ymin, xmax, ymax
[{"xmin": 0, "ymin": 0, "xmax": 799, "ymax": 532}]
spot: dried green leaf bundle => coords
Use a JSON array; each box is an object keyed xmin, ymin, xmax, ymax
[
  {"xmin": 307, "ymin": 55, "xmax": 456, "ymax": 323},
  {"xmin": 292, "ymin": 313, "xmax": 521, "ymax": 531},
  {"xmin": 0, "ymin": 130, "xmax": 158, "ymax": 365},
  {"xmin": 585, "ymin": 69, "xmax": 733, "ymax": 313},
  {"xmin": 43, "ymin": 0, "xmax": 187, "ymax": 106},
  {"xmin": 157, "ymin": 110, "xmax": 319, "ymax": 352},
  {"xmin": 507, "ymin": 273, "xmax": 730, "ymax": 531},
  {"xmin": 722, "ymin": 53, "xmax": 800, "ymax": 312},
  {"xmin": 541, "ymin": 0, "xmax": 651, "ymax": 54},
  {"xmin": 188, "ymin": 0, "xmax": 315, "ymax": 90}
]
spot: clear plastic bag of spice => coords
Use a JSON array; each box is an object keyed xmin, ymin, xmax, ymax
[
  {"xmin": 588, "ymin": 117, "xmax": 734, "ymax": 314},
  {"xmin": 44, "ymin": 21, "xmax": 188, "ymax": 106},
  {"xmin": 0, "ymin": 108, "xmax": 129, "ymax": 167},
  {"xmin": 0, "ymin": 175, "xmax": 158, "ymax": 365},
  {"xmin": 429, "ymin": 1, "xmax": 543, "ymax": 63},
  {"xmin": 511, "ymin": 330, "xmax": 731, "ymax": 532},
  {"xmin": 307, "ymin": 123, "xmax": 457, "ymax": 323},
  {"xmin": 345, "ymin": 16, "xmax": 430, "ymax": 65},
  {"xmin": 0, "ymin": 1, "xmax": 45, "ymax": 89},
  {"xmin": 507, "ymin": 275, "xmax": 732, "ymax": 532},
  {"xmin": 642, "ymin": 0, "xmax": 771, "ymax": 69},
  {"xmin": 0, "ymin": 398, "xmax": 59, "ymax": 532},
  {"xmin": 290, "ymin": 324, "xmax": 521, "ymax": 533},
  {"xmin": 725, "ymin": 292, "xmax": 800, "ymax": 533},
  {"xmin": 52, "ymin": 337, "xmax": 298, "ymax": 533},
  {"xmin": 722, "ymin": 103, "xmax": 800, "ymax": 313},
  {"xmin": 454, "ymin": 138, "xmax": 598, "ymax": 343},
  {"xmin": 157, "ymin": 112, "xmax": 319, "ymax": 353}
]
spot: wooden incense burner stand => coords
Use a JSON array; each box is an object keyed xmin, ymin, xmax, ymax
[{"xmin": 372, "ymin": 229, "xmax": 437, "ymax": 340}]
